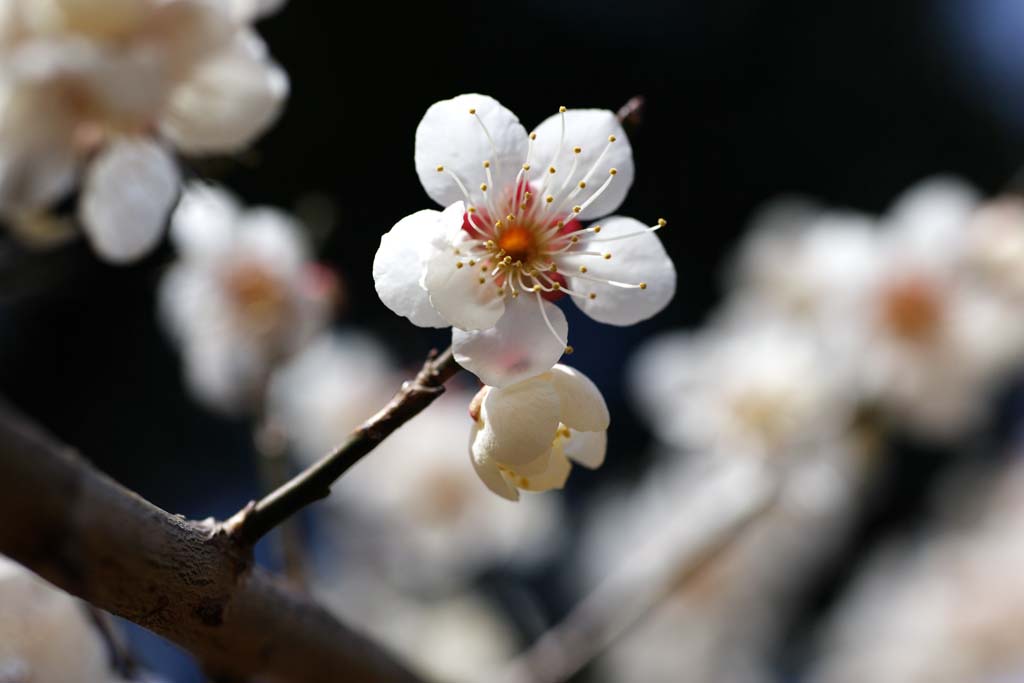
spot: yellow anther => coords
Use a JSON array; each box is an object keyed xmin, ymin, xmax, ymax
[
  {"xmin": 545, "ymin": 196, "xmax": 554, "ymax": 204},
  {"xmin": 483, "ymin": 160, "xmax": 491, "ymax": 168},
  {"xmin": 478, "ymin": 277, "xmax": 486, "ymax": 284},
  {"xmin": 564, "ymin": 345, "xmax": 574, "ymax": 355},
  {"xmin": 608, "ymin": 135, "xmax": 617, "ymax": 142},
  {"xmin": 572, "ymin": 206, "xmax": 582, "ymax": 214},
  {"xmin": 456, "ymin": 262, "xmax": 464, "ymax": 269},
  {"xmin": 578, "ymin": 181, "xmax": 587, "ymax": 189},
  {"xmin": 592, "ymin": 226, "xmax": 602, "ymax": 233},
  {"xmin": 512, "ymin": 292, "xmax": 519, "ymax": 298},
  {"xmin": 573, "ymin": 146, "xmax": 582, "ymax": 154},
  {"xmin": 480, "ymin": 183, "xmax": 488, "ymax": 191},
  {"xmin": 657, "ymin": 217, "xmax": 667, "ymax": 226},
  {"xmin": 484, "ymin": 240, "xmax": 494, "ymax": 248},
  {"xmin": 468, "ymin": 259, "xmax": 476, "ymax": 266},
  {"xmin": 495, "ymin": 220, "xmax": 503, "ymax": 229},
  {"xmin": 506, "ymin": 214, "xmax": 514, "ymax": 222},
  {"xmin": 531, "ymin": 285, "xmax": 540, "ymax": 292},
  {"xmin": 639, "ymin": 282, "xmax": 648, "ymax": 290},
  {"xmin": 588, "ymin": 293, "xmax": 597, "ymax": 300},
  {"xmin": 552, "ymin": 282, "xmax": 561, "ymax": 291},
  {"xmin": 436, "ymin": 165, "xmax": 444, "ymax": 172},
  {"xmin": 579, "ymin": 265, "xmax": 588, "ymax": 273},
  {"xmin": 468, "ymin": 206, "xmax": 476, "ymax": 213},
  {"xmin": 468, "ymin": 108, "xmax": 477, "ymax": 114},
  {"xmin": 548, "ymin": 166, "xmax": 557, "ymax": 174},
  {"xmin": 522, "ymin": 163, "xmax": 531, "ymax": 170},
  {"xmin": 453, "ymin": 248, "xmax": 461, "ymax": 255},
  {"xmin": 549, "ymin": 263, "xmax": 558, "ymax": 272},
  {"xmin": 530, "ymin": 132, "xmax": 537, "ymax": 140},
  {"xmin": 559, "ymin": 105, "xmax": 567, "ymax": 113},
  {"xmin": 570, "ymin": 235, "xmax": 579, "ymax": 243},
  {"xmin": 603, "ymin": 253, "xmax": 612, "ymax": 260},
  {"xmin": 609, "ymin": 168, "xmax": 618, "ymax": 176}
]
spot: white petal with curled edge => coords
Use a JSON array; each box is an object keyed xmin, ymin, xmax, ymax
[
  {"xmin": 159, "ymin": 31, "xmax": 288, "ymax": 154},
  {"xmin": 516, "ymin": 442, "xmax": 572, "ymax": 492},
  {"xmin": 550, "ymin": 364, "xmax": 609, "ymax": 431},
  {"xmin": 452, "ymin": 295, "xmax": 568, "ymax": 387},
  {"xmin": 415, "ymin": 93, "xmax": 528, "ymax": 208},
  {"xmin": 528, "ymin": 109, "xmax": 634, "ymax": 220},
  {"xmin": 476, "ymin": 375, "xmax": 560, "ymax": 466},
  {"xmin": 170, "ymin": 181, "xmax": 241, "ymax": 260},
  {"xmin": 79, "ymin": 138, "xmax": 179, "ymax": 264},
  {"xmin": 562, "ymin": 428, "xmax": 606, "ymax": 469},
  {"xmin": 563, "ymin": 216, "xmax": 676, "ymax": 326},
  {"xmin": 423, "ymin": 236, "xmax": 505, "ymax": 331},
  {"xmin": 229, "ymin": 0, "xmax": 286, "ymax": 22},
  {"xmin": 373, "ymin": 207, "xmax": 455, "ymax": 328},
  {"xmin": 469, "ymin": 422, "xmax": 520, "ymax": 501}
]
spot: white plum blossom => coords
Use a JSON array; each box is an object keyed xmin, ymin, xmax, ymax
[
  {"xmin": 730, "ymin": 177, "xmax": 1024, "ymax": 440},
  {"xmin": 374, "ymin": 93, "xmax": 676, "ymax": 387},
  {"xmin": 267, "ymin": 332, "xmax": 566, "ymax": 584},
  {"xmin": 0, "ymin": 554, "xmax": 113, "ymax": 683},
  {"xmin": 806, "ymin": 459, "xmax": 1024, "ymax": 683},
  {"xmin": 469, "ymin": 363, "xmax": 609, "ymax": 500},
  {"xmin": 839, "ymin": 179, "xmax": 1024, "ymax": 438},
  {"xmin": 580, "ymin": 449, "xmax": 868, "ymax": 683},
  {"xmin": 628, "ymin": 321, "xmax": 854, "ymax": 461},
  {"xmin": 160, "ymin": 182, "xmax": 333, "ymax": 414},
  {"xmin": 0, "ymin": 0, "xmax": 288, "ymax": 263}
]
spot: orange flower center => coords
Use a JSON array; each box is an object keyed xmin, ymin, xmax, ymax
[
  {"xmin": 880, "ymin": 277, "xmax": 943, "ymax": 342},
  {"xmin": 496, "ymin": 225, "xmax": 536, "ymax": 263}
]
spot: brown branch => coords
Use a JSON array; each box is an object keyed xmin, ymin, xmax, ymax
[
  {"xmin": 224, "ymin": 346, "xmax": 463, "ymax": 546},
  {"xmin": 0, "ymin": 397, "xmax": 427, "ymax": 683}
]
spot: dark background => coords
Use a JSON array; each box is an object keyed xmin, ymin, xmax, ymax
[{"xmin": 2, "ymin": 0, "xmax": 1024, "ymax": 679}]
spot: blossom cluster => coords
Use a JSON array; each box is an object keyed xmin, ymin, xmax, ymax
[{"xmin": 0, "ymin": 0, "xmax": 287, "ymax": 262}]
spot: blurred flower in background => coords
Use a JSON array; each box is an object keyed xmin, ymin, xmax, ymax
[
  {"xmin": 0, "ymin": 0, "xmax": 287, "ymax": 262},
  {"xmin": 159, "ymin": 182, "xmax": 334, "ymax": 415}
]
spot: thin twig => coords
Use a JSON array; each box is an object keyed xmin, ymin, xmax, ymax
[
  {"xmin": 223, "ymin": 346, "xmax": 462, "ymax": 546},
  {"xmin": 498, "ymin": 462, "xmax": 778, "ymax": 683}
]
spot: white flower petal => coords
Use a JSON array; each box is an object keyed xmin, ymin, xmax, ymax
[
  {"xmin": 562, "ymin": 428, "xmax": 606, "ymax": 469},
  {"xmin": 235, "ymin": 207, "xmax": 308, "ymax": 272},
  {"xmin": 452, "ymin": 295, "xmax": 568, "ymax": 387},
  {"xmin": 229, "ymin": 0, "xmax": 286, "ymax": 22},
  {"xmin": 529, "ymin": 108, "xmax": 634, "ymax": 220},
  {"xmin": 423, "ymin": 235, "xmax": 506, "ymax": 331},
  {"xmin": 170, "ymin": 181, "xmax": 241, "ymax": 259},
  {"xmin": 549, "ymin": 364, "xmax": 609, "ymax": 431},
  {"xmin": 415, "ymin": 93, "xmax": 528, "ymax": 208},
  {"xmin": 515, "ymin": 443, "xmax": 572, "ymax": 492},
  {"xmin": 373, "ymin": 206, "xmax": 458, "ymax": 328},
  {"xmin": 476, "ymin": 376, "xmax": 560, "ymax": 466},
  {"xmin": 0, "ymin": 84, "xmax": 78, "ymax": 212},
  {"xmin": 469, "ymin": 422, "xmax": 520, "ymax": 502},
  {"xmin": 159, "ymin": 31, "xmax": 288, "ymax": 154},
  {"xmin": 563, "ymin": 216, "xmax": 676, "ymax": 326},
  {"xmin": 79, "ymin": 138, "xmax": 179, "ymax": 264}
]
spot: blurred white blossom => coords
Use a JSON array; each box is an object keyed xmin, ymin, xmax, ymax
[
  {"xmin": 581, "ymin": 448, "xmax": 867, "ymax": 683},
  {"xmin": 730, "ymin": 177, "xmax": 1024, "ymax": 441},
  {"xmin": 160, "ymin": 182, "xmax": 333, "ymax": 414},
  {"xmin": 807, "ymin": 457, "xmax": 1024, "ymax": 683},
  {"xmin": 318, "ymin": 573, "xmax": 518, "ymax": 683},
  {"xmin": 373, "ymin": 93, "xmax": 675, "ymax": 387},
  {"xmin": 0, "ymin": 0, "xmax": 288, "ymax": 262},
  {"xmin": 470, "ymin": 364, "xmax": 609, "ymax": 500},
  {"xmin": 0, "ymin": 555, "xmax": 112, "ymax": 683},
  {"xmin": 629, "ymin": 320, "xmax": 854, "ymax": 460},
  {"xmin": 268, "ymin": 333, "xmax": 566, "ymax": 585}
]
